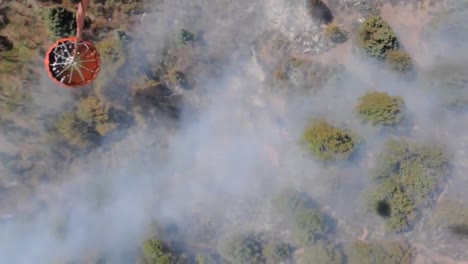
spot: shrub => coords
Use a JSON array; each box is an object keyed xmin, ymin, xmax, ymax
[
  {"xmin": 346, "ymin": 239, "xmax": 415, "ymax": 264},
  {"xmin": 293, "ymin": 207, "xmax": 328, "ymax": 246},
  {"xmin": 369, "ymin": 179, "xmax": 417, "ymax": 232},
  {"xmin": 356, "ymin": 91, "xmax": 405, "ymax": 126},
  {"xmin": 114, "ymin": 30, "xmax": 132, "ymax": 43},
  {"xmin": 358, "ymin": 15, "xmax": 399, "ymax": 59},
  {"xmin": 263, "ymin": 241, "xmax": 294, "ymax": 263},
  {"xmin": 194, "ymin": 254, "xmax": 218, "ymax": 264},
  {"xmin": 303, "ymin": 119, "xmax": 357, "ymax": 160},
  {"xmin": 386, "ymin": 50, "xmax": 413, "ymax": 72},
  {"xmin": 272, "ymin": 188, "xmax": 314, "ymax": 213},
  {"xmin": 300, "ymin": 241, "xmax": 343, "ymax": 264},
  {"xmin": 55, "ymin": 112, "xmax": 98, "ymax": 148},
  {"xmin": 0, "ymin": 83, "xmax": 29, "ymax": 113},
  {"xmin": 178, "ymin": 29, "xmax": 197, "ymax": 45},
  {"xmin": 218, "ymin": 233, "xmax": 264, "ymax": 264},
  {"xmin": 167, "ymin": 69, "xmax": 188, "ymax": 88},
  {"xmin": 369, "ymin": 139, "xmax": 448, "ymax": 232},
  {"xmin": 142, "ymin": 239, "xmax": 177, "ymax": 264},
  {"xmin": 324, "ymin": 23, "xmax": 348, "ymax": 44},
  {"xmin": 76, "ymin": 96, "xmax": 118, "ymax": 136}
]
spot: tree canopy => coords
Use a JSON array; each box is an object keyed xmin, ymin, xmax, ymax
[
  {"xmin": 356, "ymin": 91, "xmax": 405, "ymax": 126},
  {"xmin": 293, "ymin": 207, "xmax": 328, "ymax": 246},
  {"xmin": 368, "ymin": 138, "xmax": 448, "ymax": 232},
  {"xmin": 346, "ymin": 239, "xmax": 415, "ymax": 264},
  {"xmin": 358, "ymin": 15, "xmax": 399, "ymax": 59},
  {"xmin": 300, "ymin": 241, "xmax": 343, "ymax": 264},
  {"xmin": 303, "ymin": 119, "xmax": 357, "ymax": 160}
]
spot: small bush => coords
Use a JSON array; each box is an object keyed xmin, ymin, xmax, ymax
[
  {"xmin": 358, "ymin": 15, "xmax": 399, "ymax": 59},
  {"xmin": 76, "ymin": 96, "xmax": 118, "ymax": 136},
  {"xmin": 346, "ymin": 239, "xmax": 415, "ymax": 264},
  {"xmin": 218, "ymin": 233, "xmax": 264, "ymax": 264},
  {"xmin": 356, "ymin": 91, "xmax": 405, "ymax": 126},
  {"xmin": 303, "ymin": 119, "xmax": 357, "ymax": 160},
  {"xmin": 142, "ymin": 239, "xmax": 177, "ymax": 264},
  {"xmin": 0, "ymin": 83, "xmax": 29, "ymax": 113},
  {"xmin": 114, "ymin": 30, "xmax": 132, "ymax": 43},
  {"xmin": 263, "ymin": 241, "xmax": 294, "ymax": 263},
  {"xmin": 55, "ymin": 112, "xmax": 98, "ymax": 148},
  {"xmin": 194, "ymin": 254, "xmax": 218, "ymax": 264},
  {"xmin": 300, "ymin": 241, "xmax": 343, "ymax": 264},
  {"xmin": 272, "ymin": 188, "xmax": 314, "ymax": 213},
  {"xmin": 293, "ymin": 207, "xmax": 328, "ymax": 246},
  {"xmin": 324, "ymin": 23, "xmax": 348, "ymax": 44},
  {"xmin": 386, "ymin": 50, "xmax": 413, "ymax": 72},
  {"xmin": 167, "ymin": 69, "xmax": 188, "ymax": 88},
  {"xmin": 178, "ymin": 29, "xmax": 197, "ymax": 45}
]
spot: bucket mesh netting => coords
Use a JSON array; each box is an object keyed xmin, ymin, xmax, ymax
[{"xmin": 44, "ymin": 37, "xmax": 101, "ymax": 88}]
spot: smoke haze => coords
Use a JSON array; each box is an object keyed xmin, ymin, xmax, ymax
[{"xmin": 1, "ymin": 0, "xmax": 468, "ymax": 263}]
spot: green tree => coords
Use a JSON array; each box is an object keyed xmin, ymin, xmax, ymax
[
  {"xmin": 167, "ymin": 69, "xmax": 188, "ymax": 88},
  {"xmin": 346, "ymin": 239, "xmax": 415, "ymax": 264},
  {"xmin": 142, "ymin": 239, "xmax": 177, "ymax": 264},
  {"xmin": 369, "ymin": 139, "xmax": 448, "ymax": 232},
  {"xmin": 76, "ymin": 96, "xmax": 127, "ymax": 136},
  {"xmin": 324, "ymin": 22, "xmax": 348, "ymax": 44},
  {"xmin": 356, "ymin": 91, "xmax": 405, "ymax": 126},
  {"xmin": 272, "ymin": 188, "xmax": 313, "ymax": 214},
  {"xmin": 293, "ymin": 208, "xmax": 328, "ymax": 246},
  {"xmin": 45, "ymin": 7, "xmax": 90, "ymax": 38},
  {"xmin": 195, "ymin": 253, "xmax": 218, "ymax": 264},
  {"xmin": 300, "ymin": 241, "xmax": 343, "ymax": 264},
  {"xmin": 369, "ymin": 178, "xmax": 417, "ymax": 232},
  {"xmin": 262, "ymin": 241, "xmax": 294, "ymax": 263},
  {"xmin": 358, "ymin": 15, "xmax": 399, "ymax": 59},
  {"xmin": 303, "ymin": 119, "xmax": 357, "ymax": 161},
  {"xmin": 386, "ymin": 50, "xmax": 413, "ymax": 72},
  {"xmin": 218, "ymin": 233, "xmax": 265, "ymax": 264},
  {"xmin": 55, "ymin": 112, "xmax": 98, "ymax": 149},
  {"xmin": 178, "ymin": 29, "xmax": 197, "ymax": 45}
]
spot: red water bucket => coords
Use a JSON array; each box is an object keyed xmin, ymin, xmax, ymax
[{"xmin": 44, "ymin": 36, "xmax": 101, "ymax": 88}]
